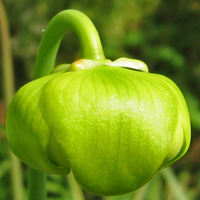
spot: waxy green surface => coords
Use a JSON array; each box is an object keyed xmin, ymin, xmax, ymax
[{"xmin": 6, "ymin": 10, "xmax": 191, "ymax": 196}]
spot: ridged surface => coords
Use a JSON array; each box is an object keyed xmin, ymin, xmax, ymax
[{"xmin": 6, "ymin": 66, "xmax": 191, "ymax": 195}]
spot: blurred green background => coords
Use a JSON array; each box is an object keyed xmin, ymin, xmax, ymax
[{"xmin": 0, "ymin": 0, "xmax": 200, "ymax": 199}]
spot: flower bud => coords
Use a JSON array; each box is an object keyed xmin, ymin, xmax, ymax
[{"xmin": 6, "ymin": 63, "xmax": 190, "ymax": 195}]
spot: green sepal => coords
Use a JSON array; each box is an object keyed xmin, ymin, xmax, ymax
[
  {"xmin": 6, "ymin": 66, "xmax": 190, "ymax": 195},
  {"xmin": 6, "ymin": 71, "xmax": 70, "ymax": 175}
]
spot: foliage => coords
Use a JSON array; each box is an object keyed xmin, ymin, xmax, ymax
[{"xmin": 0, "ymin": 0, "xmax": 200, "ymax": 199}]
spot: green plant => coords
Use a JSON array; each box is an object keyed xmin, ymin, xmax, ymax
[
  {"xmin": 6, "ymin": 9, "xmax": 191, "ymax": 197},
  {"xmin": 0, "ymin": 1, "xmax": 24, "ymax": 200}
]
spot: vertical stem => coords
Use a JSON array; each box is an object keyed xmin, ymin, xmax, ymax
[
  {"xmin": 28, "ymin": 168, "xmax": 47, "ymax": 200},
  {"xmin": 160, "ymin": 167, "xmax": 189, "ymax": 200},
  {"xmin": 67, "ymin": 173, "xmax": 85, "ymax": 200},
  {"xmin": 0, "ymin": 1, "xmax": 14, "ymax": 103},
  {"xmin": 0, "ymin": 1, "xmax": 24, "ymax": 200},
  {"xmin": 132, "ymin": 184, "xmax": 149, "ymax": 200},
  {"xmin": 9, "ymin": 152, "xmax": 24, "ymax": 200}
]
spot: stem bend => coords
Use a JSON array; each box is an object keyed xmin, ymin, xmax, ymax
[{"xmin": 34, "ymin": 9, "xmax": 105, "ymax": 78}]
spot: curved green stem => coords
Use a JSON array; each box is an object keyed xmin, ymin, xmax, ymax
[{"xmin": 34, "ymin": 9, "xmax": 105, "ymax": 78}]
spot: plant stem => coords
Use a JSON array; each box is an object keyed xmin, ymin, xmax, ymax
[
  {"xmin": 0, "ymin": 0, "xmax": 14, "ymax": 104},
  {"xmin": 0, "ymin": 1, "xmax": 24, "ymax": 200},
  {"xmin": 28, "ymin": 168, "xmax": 47, "ymax": 200},
  {"xmin": 34, "ymin": 9, "xmax": 105, "ymax": 78},
  {"xmin": 67, "ymin": 173, "xmax": 85, "ymax": 200},
  {"xmin": 160, "ymin": 167, "xmax": 189, "ymax": 200},
  {"xmin": 132, "ymin": 184, "xmax": 149, "ymax": 200}
]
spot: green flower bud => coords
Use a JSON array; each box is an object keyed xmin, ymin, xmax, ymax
[{"xmin": 6, "ymin": 10, "xmax": 190, "ymax": 196}]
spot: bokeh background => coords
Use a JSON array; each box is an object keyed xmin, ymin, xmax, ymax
[{"xmin": 0, "ymin": 0, "xmax": 200, "ymax": 199}]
